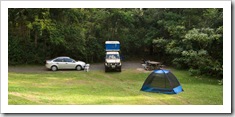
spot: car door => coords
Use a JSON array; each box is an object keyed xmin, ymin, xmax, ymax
[
  {"xmin": 64, "ymin": 58, "xmax": 76, "ymax": 69},
  {"xmin": 53, "ymin": 58, "xmax": 65, "ymax": 69}
]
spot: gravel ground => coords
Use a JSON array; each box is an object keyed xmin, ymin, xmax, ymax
[{"xmin": 8, "ymin": 61, "xmax": 145, "ymax": 73}]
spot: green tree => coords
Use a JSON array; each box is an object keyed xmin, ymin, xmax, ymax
[{"xmin": 8, "ymin": 8, "xmax": 223, "ymax": 78}]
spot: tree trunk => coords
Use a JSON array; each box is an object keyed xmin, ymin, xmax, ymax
[{"xmin": 35, "ymin": 31, "xmax": 38, "ymax": 48}]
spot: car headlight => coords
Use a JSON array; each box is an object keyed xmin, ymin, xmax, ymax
[{"xmin": 105, "ymin": 63, "xmax": 108, "ymax": 66}]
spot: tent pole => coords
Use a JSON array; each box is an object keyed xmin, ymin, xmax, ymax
[{"xmin": 162, "ymin": 69, "xmax": 172, "ymax": 88}]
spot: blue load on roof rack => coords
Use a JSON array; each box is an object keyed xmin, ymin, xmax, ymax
[{"xmin": 105, "ymin": 41, "xmax": 120, "ymax": 51}]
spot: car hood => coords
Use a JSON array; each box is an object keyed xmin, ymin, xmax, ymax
[
  {"xmin": 106, "ymin": 59, "xmax": 120, "ymax": 63},
  {"xmin": 76, "ymin": 61, "xmax": 85, "ymax": 64},
  {"xmin": 77, "ymin": 60, "xmax": 84, "ymax": 62}
]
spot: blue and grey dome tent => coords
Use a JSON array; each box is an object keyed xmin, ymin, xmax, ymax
[{"xmin": 140, "ymin": 69, "xmax": 183, "ymax": 94}]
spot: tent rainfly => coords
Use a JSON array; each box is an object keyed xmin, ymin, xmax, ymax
[{"xmin": 140, "ymin": 69, "xmax": 183, "ymax": 94}]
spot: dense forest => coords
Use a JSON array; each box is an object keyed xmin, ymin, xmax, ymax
[{"xmin": 8, "ymin": 8, "xmax": 223, "ymax": 78}]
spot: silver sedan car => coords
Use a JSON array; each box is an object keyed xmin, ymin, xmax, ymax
[{"xmin": 45, "ymin": 56, "xmax": 86, "ymax": 71}]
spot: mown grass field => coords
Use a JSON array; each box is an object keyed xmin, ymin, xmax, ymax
[{"xmin": 8, "ymin": 67, "xmax": 223, "ymax": 105}]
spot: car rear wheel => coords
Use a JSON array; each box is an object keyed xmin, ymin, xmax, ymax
[
  {"xmin": 51, "ymin": 66, "xmax": 58, "ymax": 71},
  {"xmin": 76, "ymin": 65, "xmax": 82, "ymax": 71}
]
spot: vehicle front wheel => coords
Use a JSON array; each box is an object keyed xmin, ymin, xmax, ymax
[
  {"xmin": 51, "ymin": 66, "xmax": 58, "ymax": 71},
  {"xmin": 118, "ymin": 68, "xmax": 122, "ymax": 72},
  {"xmin": 105, "ymin": 67, "xmax": 108, "ymax": 72},
  {"xmin": 76, "ymin": 65, "xmax": 82, "ymax": 71}
]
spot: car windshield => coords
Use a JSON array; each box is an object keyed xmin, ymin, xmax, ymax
[{"xmin": 106, "ymin": 54, "xmax": 120, "ymax": 59}]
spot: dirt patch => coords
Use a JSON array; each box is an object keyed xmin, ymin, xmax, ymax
[
  {"xmin": 136, "ymin": 68, "xmax": 152, "ymax": 73},
  {"xmin": 8, "ymin": 61, "xmax": 149, "ymax": 73},
  {"xmin": 9, "ymin": 92, "xmax": 42, "ymax": 104},
  {"xmin": 8, "ymin": 66, "xmax": 50, "ymax": 73}
]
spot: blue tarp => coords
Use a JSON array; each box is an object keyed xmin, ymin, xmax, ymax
[
  {"xmin": 105, "ymin": 41, "xmax": 120, "ymax": 51},
  {"xmin": 105, "ymin": 44, "xmax": 120, "ymax": 51}
]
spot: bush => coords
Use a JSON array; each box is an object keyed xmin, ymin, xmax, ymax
[
  {"xmin": 189, "ymin": 68, "xmax": 201, "ymax": 76},
  {"xmin": 218, "ymin": 79, "xmax": 223, "ymax": 85}
]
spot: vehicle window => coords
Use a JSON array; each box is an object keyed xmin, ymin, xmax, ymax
[
  {"xmin": 64, "ymin": 58, "xmax": 73, "ymax": 62},
  {"xmin": 106, "ymin": 54, "xmax": 120, "ymax": 59},
  {"xmin": 54, "ymin": 58, "xmax": 63, "ymax": 62}
]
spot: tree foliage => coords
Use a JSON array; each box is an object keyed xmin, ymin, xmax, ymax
[{"xmin": 8, "ymin": 8, "xmax": 223, "ymax": 78}]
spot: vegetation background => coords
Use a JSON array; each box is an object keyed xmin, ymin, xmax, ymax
[{"xmin": 8, "ymin": 8, "xmax": 223, "ymax": 78}]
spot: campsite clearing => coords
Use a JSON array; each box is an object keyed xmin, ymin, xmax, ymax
[{"xmin": 8, "ymin": 63, "xmax": 223, "ymax": 105}]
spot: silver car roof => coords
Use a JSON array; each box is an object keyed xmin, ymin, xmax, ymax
[{"xmin": 55, "ymin": 56, "xmax": 70, "ymax": 59}]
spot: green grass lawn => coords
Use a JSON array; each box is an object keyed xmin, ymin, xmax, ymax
[{"xmin": 8, "ymin": 68, "xmax": 223, "ymax": 105}]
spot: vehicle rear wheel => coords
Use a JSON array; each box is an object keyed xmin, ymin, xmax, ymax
[
  {"xmin": 76, "ymin": 65, "xmax": 82, "ymax": 71},
  {"xmin": 51, "ymin": 66, "xmax": 58, "ymax": 71}
]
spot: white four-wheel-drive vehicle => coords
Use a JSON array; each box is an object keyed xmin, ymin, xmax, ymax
[
  {"xmin": 104, "ymin": 41, "xmax": 121, "ymax": 72},
  {"xmin": 105, "ymin": 51, "xmax": 121, "ymax": 72},
  {"xmin": 45, "ymin": 56, "xmax": 86, "ymax": 71}
]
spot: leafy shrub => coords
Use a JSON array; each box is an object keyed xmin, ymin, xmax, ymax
[
  {"xmin": 218, "ymin": 79, "xmax": 223, "ymax": 85},
  {"xmin": 189, "ymin": 68, "xmax": 201, "ymax": 76}
]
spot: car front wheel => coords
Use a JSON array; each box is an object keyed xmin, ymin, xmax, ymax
[
  {"xmin": 51, "ymin": 66, "xmax": 58, "ymax": 71},
  {"xmin": 76, "ymin": 65, "xmax": 82, "ymax": 71}
]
